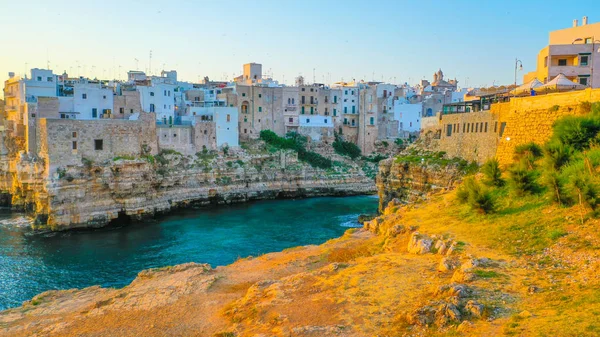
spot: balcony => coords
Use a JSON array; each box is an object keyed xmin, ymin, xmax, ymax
[
  {"xmin": 549, "ymin": 65, "xmax": 591, "ymax": 78},
  {"xmin": 4, "ymin": 91, "xmax": 15, "ymax": 98},
  {"xmin": 285, "ymin": 119, "xmax": 299, "ymax": 126},
  {"xmin": 285, "ymin": 104, "xmax": 297, "ymax": 111}
]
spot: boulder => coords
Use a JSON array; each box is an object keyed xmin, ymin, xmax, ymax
[
  {"xmin": 464, "ymin": 300, "xmax": 484, "ymax": 318},
  {"xmin": 407, "ymin": 232, "xmax": 433, "ymax": 254},
  {"xmin": 387, "ymin": 224, "xmax": 406, "ymax": 237},
  {"xmin": 438, "ymin": 257, "xmax": 459, "ymax": 272}
]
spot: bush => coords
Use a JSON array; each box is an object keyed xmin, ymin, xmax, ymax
[
  {"xmin": 394, "ymin": 138, "xmax": 404, "ymax": 146},
  {"xmin": 481, "ymin": 158, "xmax": 504, "ymax": 187},
  {"xmin": 381, "ymin": 141, "xmax": 389, "ymax": 147},
  {"xmin": 550, "ymin": 115, "xmax": 600, "ymax": 151},
  {"xmin": 543, "ymin": 141, "xmax": 574, "ymax": 171},
  {"xmin": 508, "ymin": 165, "xmax": 540, "ymax": 196},
  {"xmin": 514, "ymin": 142, "xmax": 543, "ymax": 169},
  {"xmin": 456, "ymin": 177, "xmax": 496, "ymax": 214},
  {"xmin": 542, "ymin": 169, "xmax": 572, "ymax": 206},
  {"xmin": 260, "ymin": 130, "xmax": 332, "ymax": 169},
  {"xmin": 333, "ymin": 133, "xmax": 361, "ymax": 159}
]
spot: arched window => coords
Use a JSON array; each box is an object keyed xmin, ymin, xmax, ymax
[
  {"xmin": 241, "ymin": 101, "xmax": 249, "ymax": 114},
  {"xmin": 426, "ymin": 108, "xmax": 433, "ymax": 116}
]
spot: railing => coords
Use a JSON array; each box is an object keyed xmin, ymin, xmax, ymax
[
  {"xmin": 4, "ymin": 91, "xmax": 15, "ymax": 97},
  {"xmin": 25, "ymin": 96, "xmax": 37, "ymax": 103}
]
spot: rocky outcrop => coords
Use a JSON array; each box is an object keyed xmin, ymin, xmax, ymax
[
  {"xmin": 0, "ymin": 151, "xmax": 376, "ymax": 230},
  {"xmin": 376, "ymin": 156, "xmax": 464, "ymax": 212}
]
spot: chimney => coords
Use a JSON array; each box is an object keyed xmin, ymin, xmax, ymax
[
  {"xmin": 8, "ymin": 72, "xmax": 14, "ymax": 79},
  {"xmin": 583, "ymin": 16, "xmax": 588, "ymax": 25},
  {"xmin": 573, "ymin": 19, "xmax": 579, "ymax": 27}
]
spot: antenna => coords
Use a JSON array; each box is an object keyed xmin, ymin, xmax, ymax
[
  {"xmin": 134, "ymin": 58, "xmax": 139, "ymax": 70},
  {"xmin": 46, "ymin": 48, "xmax": 50, "ymax": 70},
  {"xmin": 313, "ymin": 68, "xmax": 316, "ymax": 84},
  {"xmin": 149, "ymin": 50, "xmax": 153, "ymax": 75}
]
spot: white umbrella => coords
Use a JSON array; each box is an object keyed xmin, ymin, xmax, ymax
[
  {"xmin": 510, "ymin": 78, "xmax": 543, "ymax": 96},
  {"xmin": 534, "ymin": 74, "xmax": 585, "ymax": 93}
]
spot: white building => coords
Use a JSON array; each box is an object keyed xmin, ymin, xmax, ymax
[
  {"xmin": 183, "ymin": 106, "xmax": 239, "ymax": 147},
  {"xmin": 333, "ymin": 82, "xmax": 359, "ymax": 115},
  {"xmin": 73, "ymin": 82, "xmax": 114, "ymax": 119},
  {"xmin": 137, "ymin": 79, "xmax": 176, "ymax": 124},
  {"xmin": 394, "ymin": 100, "xmax": 422, "ymax": 134}
]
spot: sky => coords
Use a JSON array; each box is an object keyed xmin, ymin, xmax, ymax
[{"xmin": 1, "ymin": 0, "xmax": 600, "ymax": 89}]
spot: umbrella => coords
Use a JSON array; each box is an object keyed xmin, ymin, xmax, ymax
[
  {"xmin": 510, "ymin": 78, "xmax": 543, "ymax": 96},
  {"xmin": 534, "ymin": 74, "xmax": 585, "ymax": 93}
]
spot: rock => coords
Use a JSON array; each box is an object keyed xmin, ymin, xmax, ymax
[
  {"xmin": 438, "ymin": 257, "xmax": 459, "ymax": 272},
  {"xmin": 528, "ymin": 286, "xmax": 539, "ymax": 294},
  {"xmin": 456, "ymin": 320, "xmax": 474, "ymax": 332},
  {"xmin": 407, "ymin": 232, "xmax": 433, "ymax": 254},
  {"xmin": 446, "ymin": 243, "xmax": 456, "ymax": 256},
  {"xmin": 357, "ymin": 214, "xmax": 376, "ymax": 224},
  {"xmin": 451, "ymin": 268, "xmax": 475, "ymax": 283},
  {"xmin": 518, "ymin": 310, "xmax": 533, "ymax": 318},
  {"xmin": 364, "ymin": 217, "xmax": 383, "ymax": 234},
  {"xmin": 435, "ymin": 241, "xmax": 448, "ymax": 255},
  {"xmin": 465, "ymin": 300, "xmax": 484, "ymax": 318},
  {"xmin": 435, "ymin": 283, "xmax": 470, "ymax": 298},
  {"xmin": 435, "ymin": 303, "xmax": 462, "ymax": 326},
  {"xmin": 387, "ymin": 224, "xmax": 406, "ymax": 237}
]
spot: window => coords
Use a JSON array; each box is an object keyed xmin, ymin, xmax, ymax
[
  {"xmin": 485, "ymin": 122, "xmax": 488, "ymax": 132},
  {"xmin": 301, "ymin": 106, "xmax": 305, "ymax": 114},
  {"xmin": 120, "ymin": 107, "xmax": 124, "ymax": 114},
  {"xmin": 310, "ymin": 107, "xmax": 314, "ymax": 114},
  {"xmin": 150, "ymin": 104, "xmax": 155, "ymax": 112},
  {"xmin": 244, "ymin": 129, "xmax": 247, "ymax": 134},
  {"xmin": 302, "ymin": 88, "xmax": 305, "ymax": 91},
  {"xmin": 324, "ymin": 108, "xmax": 328, "ymax": 115},
  {"xmin": 94, "ymin": 139, "xmax": 103, "ymax": 150},
  {"xmin": 103, "ymin": 95, "xmax": 107, "ymax": 99},
  {"xmin": 310, "ymin": 88, "xmax": 313, "ymax": 92},
  {"xmin": 351, "ymin": 90, "xmax": 355, "ymax": 95},
  {"xmin": 242, "ymin": 93, "xmax": 246, "ymax": 97},
  {"xmin": 585, "ymin": 37, "xmax": 593, "ymax": 44},
  {"xmin": 351, "ymin": 119, "xmax": 355, "ymax": 126},
  {"xmin": 446, "ymin": 124, "xmax": 452, "ymax": 137},
  {"xmin": 302, "ymin": 96, "xmax": 306, "ymax": 104},
  {"xmin": 72, "ymin": 141, "xmax": 77, "ymax": 150},
  {"xmin": 544, "ymin": 56, "xmax": 548, "ymax": 68},
  {"xmin": 467, "ymin": 123, "xmax": 470, "ymax": 133},
  {"xmin": 130, "ymin": 109, "xmax": 134, "ymax": 114},
  {"xmin": 31, "ymin": 113, "xmax": 36, "ymax": 118},
  {"xmin": 370, "ymin": 117, "xmax": 374, "ymax": 125},
  {"xmin": 168, "ymin": 91, "xmax": 171, "ymax": 97},
  {"xmin": 164, "ymin": 104, "xmax": 166, "ymax": 109},
  {"xmin": 226, "ymin": 114, "xmax": 231, "ymax": 122},
  {"xmin": 258, "ymin": 94, "xmax": 262, "ymax": 98},
  {"xmin": 344, "ymin": 106, "xmax": 347, "ymax": 114},
  {"xmin": 244, "ymin": 117, "xmax": 247, "ymax": 122},
  {"xmin": 310, "ymin": 96, "xmax": 314, "ymax": 104},
  {"xmin": 72, "ymin": 132, "xmax": 77, "ymax": 137},
  {"xmin": 580, "ymin": 55, "xmax": 589, "ymax": 66},
  {"xmin": 292, "ymin": 98, "xmax": 295, "ymax": 104},
  {"xmin": 82, "ymin": 93, "xmax": 87, "ymax": 99},
  {"xmin": 344, "ymin": 90, "xmax": 348, "ymax": 95},
  {"xmin": 333, "ymin": 109, "xmax": 337, "ymax": 116},
  {"xmin": 352, "ymin": 106, "xmax": 356, "ymax": 114},
  {"xmin": 37, "ymin": 76, "xmax": 42, "ymax": 81},
  {"xmin": 92, "ymin": 108, "xmax": 98, "ymax": 118},
  {"xmin": 306, "ymin": 118, "xmax": 310, "ymax": 123},
  {"xmin": 258, "ymin": 107, "xmax": 262, "ymax": 112},
  {"xmin": 150, "ymin": 92, "xmax": 155, "ymax": 96},
  {"xmin": 579, "ymin": 77, "xmax": 589, "ymax": 86},
  {"xmin": 289, "ymin": 117, "xmax": 293, "ymax": 123},
  {"xmin": 204, "ymin": 130, "xmax": 207, "ymax": 134},
  {"xmin": 499, "ymin": 122, "xmax": 507, "ymax": 137},
  {"xmin": 494, "ymin": 121, "xmax": 498, "ymax": 133},
  {"xmin": 325, "ymin": 96, "xmax": 328, "ymax": 103},
  {"xmin": 47, "ymin": 77, "xmax": 53, "ymax": 82},
  {"xmin": 288, "ymin": 98, "xmax": 291, "ymax": 104},
  {"xmin": 558, "ymin": 59, "xmax": 567, "ymax": 66},
  {"xmin": 334, "ymin": 95, "xmax": 337, "ymax": 103},
  {"xmin": 324, "ymin": 119, "xmax": 328, "ymax": 123}
]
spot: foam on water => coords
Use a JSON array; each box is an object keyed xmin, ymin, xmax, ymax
[
  {"xmin": 0, "ymin": 216, "xmax": 33, "ymax": 229},
  {"xmin": 337, "ymin": 213, "xmax": 363, "ymax": 228}
]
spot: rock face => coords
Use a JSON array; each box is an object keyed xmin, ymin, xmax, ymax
[
  {"xmin": 376, "ymin": 157, "xmax": 463, "ymax": 212},
  {"xmin": 0, "ymin": 152, "xmax": 375, "ymax": 230}
]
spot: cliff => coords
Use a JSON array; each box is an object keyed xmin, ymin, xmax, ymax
[
  {"xmin": 376, "ymin": 152, "xmax": 470, "ymax": 212},
  {"xmin": 0, "ymin": 149, "xmax": 376, "ymax": 230},
  {"xmin": 2, "ymin": 161, "xmax": 600, "ymax": 336}
]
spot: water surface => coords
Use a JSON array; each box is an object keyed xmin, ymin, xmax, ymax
[{"xmin": 0, "ymin": 196, "xmax": 377, "ymax": 310}]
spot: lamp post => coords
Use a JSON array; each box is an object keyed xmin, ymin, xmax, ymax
[{"xmin": 514, "ymin": 58, "xmax": 523, "ymax": 97}]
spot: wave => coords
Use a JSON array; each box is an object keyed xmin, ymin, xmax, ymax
[{"xmin": 336, "ymin": 214, "xmax": 362, "ymax": 228}]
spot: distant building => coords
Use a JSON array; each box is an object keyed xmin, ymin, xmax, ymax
[{"xmin": 524, "ymin": 16, "xmax": 600, "ymax": 87}]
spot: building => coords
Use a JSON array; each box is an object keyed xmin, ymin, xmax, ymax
[{"xmin": 524, "ymin": 16, "xmax": 600, "ymax": 87}]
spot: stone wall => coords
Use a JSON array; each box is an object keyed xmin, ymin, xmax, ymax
[
  {"xmin": 37, "ymin": 113, "xmax": 158, "ymax": 171},
  {"xmin": 495, "ymin": 88, "xmax": 600, "ymax": 165},
  {"xmin": 113, "ymin": 91, "xmax": 142, "ymax": 119},
  {"xmin": 157, "ymin": 126, "xmax": 195, "ymax": 155},
  {"xmin": 420, "ymin": 88, "xmax": 600, "ymax": 165}
]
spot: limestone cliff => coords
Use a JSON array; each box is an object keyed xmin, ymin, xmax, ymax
[
  {"xmin": 0, "ymin": 149, "xmax": 376, "ymax": 230},
  {"xmin": 376, "ymin": 155, "xmax": 465, "ymax": 212}
]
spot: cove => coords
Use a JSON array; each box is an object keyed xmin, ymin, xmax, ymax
[{"xmin": 0, "ymin": 195, "xmax": 377, "ymax": 310}]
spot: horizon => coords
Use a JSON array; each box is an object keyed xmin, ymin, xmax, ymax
[{"xmin": 2, "ymin": 0, "xmax": 600, "ymax": 89}]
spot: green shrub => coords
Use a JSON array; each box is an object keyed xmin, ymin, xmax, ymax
[
  {"xmin": 333, "ymin": 133, "xmax": 361, "ymax": 159},
  {"xmin": 481, "ymin": 158, "xmax": 504, "ymax": 187},
  {"xmin": 394, "ymin": 138, "xmax": 404, "ymax": 146},
  {"xmin": 160, "ymin": 149, "xmax": 183, "ymax": 156},
  {"xmin": 542, "ymin": 169, "xmax": 572, "ymax": 206},
  {"xmin": 113, "ymin": 155, "xmax": 136, "ymax": 161},
  {"xmin": 381, "ymin": 141, "xmax": 389, "ymax": 147},
  {"xmin": 142, "ymin": 154, "xmax": 155, "ymax": 164},
  {"xmin": 81, "ymin": 157, "xmax": 93, "ymax": 169},
  {"xmin": 550, "ymin": 115, "xmax": 600, "ymax": 151},
  {"xmin": 260, "ymin": 130, "xmax": 332, "ymax": 169},
  {"xmin": 543, "ymin": 140, "xmax": 574, "ymax": 170},
  {"xmin": 514, "ymin": 142, "xmax": 543, "ymax": 169},
  {"xmin": 456, "ymin": 177, "xmax": 496, "ymax": 214},
  {"xmin": 508, "ymin": 165, "xmax": 540, "ymax": 196}
]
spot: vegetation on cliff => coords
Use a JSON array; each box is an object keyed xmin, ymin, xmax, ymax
[{"xmin": 259, "ymin": 130, "xmax": 333, "ymax": 169}]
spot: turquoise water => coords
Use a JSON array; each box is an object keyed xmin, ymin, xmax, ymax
[{"xmin": 0, "ymin": 196, "xmax": 377, "ymax": 310}]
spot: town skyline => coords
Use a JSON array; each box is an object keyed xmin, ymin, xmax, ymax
[{"xmin": 2, "ymin": 0, "xmax": 600, "ymax": 88}]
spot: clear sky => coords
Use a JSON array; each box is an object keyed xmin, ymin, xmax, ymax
[{"xmin": 2, "ymin": 0, "xmax": 600, "ymax": 88}]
